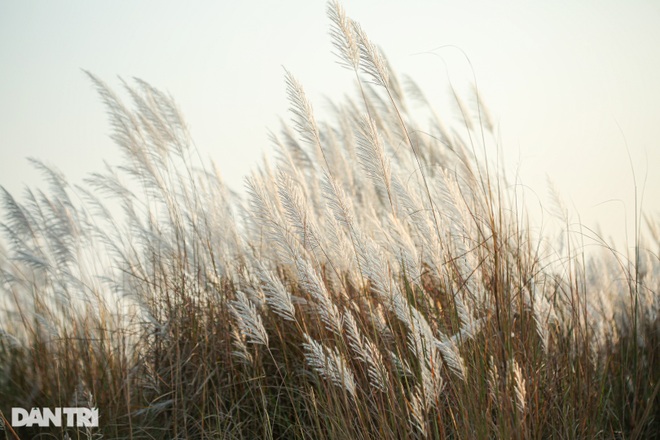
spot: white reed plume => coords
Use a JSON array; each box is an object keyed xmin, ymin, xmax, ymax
[
  {"xmin": 487, "ymin": 356, "xmax": 500, "ymax": 403},
  {"xmin": 388, "ymin": 290, "xmax": 447, "ymax": 401},
  {"xmin": 321, "ymin": 170, "xmax": 355, "ymax": 232},
  {"xmin": 256, "ymin": 263, "xmax": 296, "ymax": 322},
  {"xmin": 523, "ymin": 284, "xmax": 557, "ymax": 352},
  {"xmin": 284, "ymin": 69, "xmax": 329, "ymax": 170},
  {"xmin": 435, "ymin": 333, "xmax": 467, "ymax": 382},
  {"xmin": 352, "ymin": 22, "xmax": 389, "ymax": 88},
  {"xmin": 388, "ymin": 290, "xmax": 434, "ymax": 357},
  {"xmin": 229, "ymin": 290, "xmax": 269, "ymax": 347},
  {"xmin": 327, "ymin": 0, "xmax": 360, "ymax": 70},
  {"xmin": 295, "ymin": 256, "xmax": 343, "ymax": 335},
  {"xmin": 453, "ymin": 291, "xmax": 475, "ymax": 332},
  {"xmin": 271, "ymin": 126, "xmax": 315, "ymax": 174},
  {"xmin": 343, "ymin": 309, "xmax": 389, "ymax": 392},
  {"xmin": 420, "ymin": 355, "xmax": 445, "ymax": 406},
  {"xmin": 451, "ymin": 317, "xmax": 485, "ymax": 346},
  {"xmin": 323, "ymin": 213, "xmax": 356, "ymax": 275},
  {"xmin": 408, "ymin": 387, "xmax": 428, "ymax": 437},
  {"xmin": 231, "ymin": 327, "xmax": 254, "ymax": 365},
  {"xmin": 380, "ymin": 213, "xmax": 421, "ymax": 283},
  {"xmin": 355, "ymin": 114, "xmax": 395, "ymax": 212},
  {"xmin": 320, "ymin": 169, "xmax": 371, "ymax": 286},
  {"xmin": 508, "ymin": 358, "xmax": 527, "ymax": 415},
  {"xmin": 389, "ymin": 350, "xmax": 413, "ymax": 378},
  {"xmin": 303, "ymin": 334, "xmax": 357, "ymax": 398},
  {"xmin": 277, "ymin": 171, "xmax": 322, "ymax": 253},
  {"xmin": 246, "ymin": 173, "xmax": 303, "ymax": 266}
]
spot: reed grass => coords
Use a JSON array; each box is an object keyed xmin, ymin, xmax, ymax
[{"xmin": 0, "ymin": 2, "xmax": 658, "ymax": 438}]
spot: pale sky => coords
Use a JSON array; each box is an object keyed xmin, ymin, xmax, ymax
[{"xmin": 1, "ymin": 0, "xmax": 659, "ymax": 251}]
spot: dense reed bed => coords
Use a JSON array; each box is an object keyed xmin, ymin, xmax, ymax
[{"xmin": 1, "ymin": 3, "xmax": 658, "ymax": 438}]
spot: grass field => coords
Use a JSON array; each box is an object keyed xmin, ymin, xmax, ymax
[{"xmin": 1, "ymin": 2, "xmax": 658, "ymax": 438}]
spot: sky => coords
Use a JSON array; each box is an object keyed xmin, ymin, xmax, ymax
[{"xmin": 1, "ymin": 0, "xmax": 659, "ymax": 251}]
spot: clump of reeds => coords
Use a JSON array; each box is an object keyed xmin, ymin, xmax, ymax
[{"xmin": 0, "ymin": 2, "xmax": 658, "ymax": 439}]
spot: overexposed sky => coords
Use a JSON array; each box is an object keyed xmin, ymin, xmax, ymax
[{"xmin": 1, "ymin": 0, "xmax": 659, "ymax": 250}]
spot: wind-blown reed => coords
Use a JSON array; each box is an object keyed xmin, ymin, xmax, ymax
[{"xmin": 0, "ymin": 2, "xmax": 657, "ymax": 439}]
